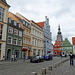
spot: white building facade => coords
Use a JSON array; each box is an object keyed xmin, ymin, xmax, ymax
[{"xmin": 37, "ymin": 16, "xmax": 53, "ymax": 56}]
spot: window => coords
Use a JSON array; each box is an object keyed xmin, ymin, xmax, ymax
[
  {"xmin": 23, "ymin": 30, "xmax": 25, "ymax": 35},
  {"xmin": 14, "ymin": 29, "xmax": 18, "ymax": 35},
  {"xmin": 13, "ymin": 21, "xmax": 17, "ymax": 26},
  {"xmin": 70, "ymin": 47, "xmax": 72, "ymax": 50},
  {"xmin": 26, "ymin": 23, "xmax": 28, "ymax": 26},
  {"xmin": 23, "ymin": 21, "xmax": 25, "ymax": 25},
  {"xmin": 74, "ymin": 46, "xmax": 75, "ymax": 49},
  {"xmin": 8, "ymin": 36, "xmax": 12, "ymax": 44},
  {"xmin": 55, "ymin": 48, "xmax": 56, "ymax": 50},
  {"xmin": 26, "ymin": 39, "xmax": 28, "ymax": 44},
  {"xmin": 0, "ymin": 7, "xmax": 4, "ymax": 21},
  {"xmin": 35, "ymin": 30, "xmax": 36, "ymax": 35},
  {"xmin": 29, "ymin": 40, "xmax": 30, "ymax": 45},
  {"xmin": 29, "ymin": 32, "xmax": 30, "ymax": 36},
  {"xmin": 35, "ymin": 39, "xmax": 36, "ymax": 46},
  {"xmin": 17, "ymin": 23, "xmax": 20, "ymax": 28},
  {"xmin": 8, "ymin": 26, "xmax": 13, "ymax": 34},
  {"xmin": 59, "ymin": 48, "xmax": 60, "ymax": 50},
  {"xmin": 23, "ymin": 39, "xmax": 25, "ymax": 44},
  {"xmin": 65, "ymin": 47, "xmax": 66, "ymax": 50},
  {"xmin": 14, "ymin": 38, "xmax": 17, "ymax": 45},
  {"xmin": 26, "ymin": 31, "xmax": 28, "ymax": 35},
  {"xmin": 32, "ymin": 29, "xmax": 34, "ymax": 35},
  {"xmin": 62, "ymin": 47, "xmax": 63, "ymax": 50},
  {"xmin": 55, "ymin": 52, "xmax": 57, "ymax": 55},
  {"xmin": 0, "ymin": 24, "xmax": 3, "ymax": 40},
  {"xmin": 67, "ymin": 47, "xmax": 69, "ymax": 50},
  {"xmin": 19, "ymin": 31, "xmax": 22, "ymax": 37},
  {"xmin": 32, "ymin": 38, "xmax": 34, "ymax": 45},
  {"xmin": 8, "ymin": 18, "xmax": 11, "ymax": 23},
  {"xmin": 18, "ymin": 39, "xmax": 22, "ymax": 46}
]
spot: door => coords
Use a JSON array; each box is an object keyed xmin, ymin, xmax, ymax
[{"xmin": 7, "ymin": 49, "xmax": 11, "ymax": 59}]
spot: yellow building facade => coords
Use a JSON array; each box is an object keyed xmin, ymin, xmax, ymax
[
  {"xmin": 15, "ymin": 13, "xmax": 31, "ymax": 58},
  {"xmin": 0, "ymin": 0, "xmax": 10, "ymax": 60}
]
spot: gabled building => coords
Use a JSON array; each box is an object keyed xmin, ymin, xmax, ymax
[
  {"xmin": 0, "ymin": 0, "xmax": 10, "ymax": 60},
  {"xmin": 6, "ymin": 12, "xmax": 23, "ymax": 60},
  {"xmin": 61, "ymin": 38, "xmax": 73, "ymax": 56},
  {"xmin": 37, "ymin": 16, "xmax": 53, "ymax": 56},
  {"xmin": 53, "ymin": 41, "xmax": 62, "ymax": 56},
  {"xmin": 72, "ymin": 37, "xmax": 75, "ymax": 54},
  {"xmin": 15, "ymin": 13, "xmax": 31, "ymax": 58}
]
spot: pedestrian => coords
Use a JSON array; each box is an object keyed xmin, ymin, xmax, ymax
[{"xmin": 70, "ymin": 52, "xmax": 74, "ymax": 66}]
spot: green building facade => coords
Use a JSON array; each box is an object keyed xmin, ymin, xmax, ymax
[
  {"xmin": 61, "ymin": 38, "xmax": 73, "ymax": 56},
  {"xmin": 6, "ymin": 18, "xmax": 23, "ymax": 60}
]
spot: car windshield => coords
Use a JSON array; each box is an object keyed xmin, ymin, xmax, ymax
[{"xmin": 35, "ymin": 56, "xmax": 40, "ymax": 59}]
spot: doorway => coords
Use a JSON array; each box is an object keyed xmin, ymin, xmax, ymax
[{"xmin": 7, "ymin": 49, "xmax": 11, "ymax": 59}]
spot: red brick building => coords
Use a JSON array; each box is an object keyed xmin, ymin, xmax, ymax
[{"xmin": 53, "ymin": 41, "xmax": 62, "ymax": 55}]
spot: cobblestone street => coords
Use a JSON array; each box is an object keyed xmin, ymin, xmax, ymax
[
  {"xmin": 0, "ymin": 57, "xmax": 69, "ymax": 75},
  {"xmin": 47, "ymin": 59, "xmax": 75, "ymax": 75}
]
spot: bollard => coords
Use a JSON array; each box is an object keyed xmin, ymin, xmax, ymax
[
  {"xmin": 41, "ymin": 68, "xmax": 46, "ymax": 75},
  {"xmin": 48, "ymin": 65, "xmax": 52, "ymax": 70},
  {"xmin": 32, "ymin": 72, "xmax": 37, "ymax": 75},
  {"xmin": 53, "ymin": 64, "xmax": 57, "ymax": 68}
]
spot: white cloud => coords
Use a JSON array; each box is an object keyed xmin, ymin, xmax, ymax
[{"xmin": 7, "ymin": 0, "xmax": 75, "ymax": 44}]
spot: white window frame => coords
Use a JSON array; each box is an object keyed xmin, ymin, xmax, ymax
[
  {"xmin": 8, "ymin": 36, "xmax": 12, "ymax": 44},
  {"xmin": 0, "ymin": 7, "xmax": 4, "ymax": 21},
  {"xmin": 14, "ymin": 38, "xmax": 17, "ymax": 45},
  {"xmin": 14, "ymin": 28, "xmax": 18, "ymax": 35},
  {"xmin": 8, "ymin": 26, "xmax": 13, "ymax": 34},
  {"xmin": 18, "ymin": 39, "xmax": 22, "ymax": 46},
  {"xmin": 19, "ymin": 31, "xmax": 22, "ymax": 37}
]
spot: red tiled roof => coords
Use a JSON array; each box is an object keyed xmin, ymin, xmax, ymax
[
  {"xmin": 72, "ymin": 37, "xmax": 75, "ymax": 45},
  {"xmin": 37, "ymin": 22, "xmax": 44, "ymax": 27}
]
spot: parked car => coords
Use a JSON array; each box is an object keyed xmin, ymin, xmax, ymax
[
  {"xmin": 44, "ymin": 54, "xmax": 53, "ymax": 60},
  {"xmin": 30, "ymin": 56, "xmax": 42, "ymax": 63}
]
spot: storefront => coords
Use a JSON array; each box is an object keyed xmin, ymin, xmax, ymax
[{"xmin": 22, "ymin": 47, "xmax": 28, "ymax": 59}]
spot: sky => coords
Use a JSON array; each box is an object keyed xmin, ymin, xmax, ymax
[{"xmin": 7, "ymin": 0, "xmax": 75, "ymax": 44}]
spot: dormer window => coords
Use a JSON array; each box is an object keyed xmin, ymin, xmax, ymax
[
  {"xmin": 17, "ymin": 23, "xmax": 21, "ymax": 28},
  {"xmin": 26, "ymin": 23, "xmax": 28, "ymax": 26},
  {"xmin": 23, "ymin": 21, "xmax": 25, "ymax": 25},
  {"xmin": 8, "ymin": 18, "xmax": 11, "ymax": 23},
  {"xmin": 12, "ymin": 20, "xmax": 17, "ymax": 26}
]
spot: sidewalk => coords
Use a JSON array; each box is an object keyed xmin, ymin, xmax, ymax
[{"xmin": 47, "ymin": 59, "xmax": 75, "ymax": 75}]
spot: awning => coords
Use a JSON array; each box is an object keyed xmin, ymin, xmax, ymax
[
  {"xmin": 22, "ymin": 48, "xmax": 28, "ymax": 51},
  {"xmin": 48, "ymin": 51, "xmax": 51, "ymax": 53}
]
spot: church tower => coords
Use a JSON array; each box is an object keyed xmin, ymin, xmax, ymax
[{"xmin": 56, "ymin": 25, "xmax": 63, "ymax": 45}]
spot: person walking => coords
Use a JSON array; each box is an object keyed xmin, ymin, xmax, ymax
[{"xmin": 70, "ymin": 52, "xmax": 74, "ymax": 66}]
